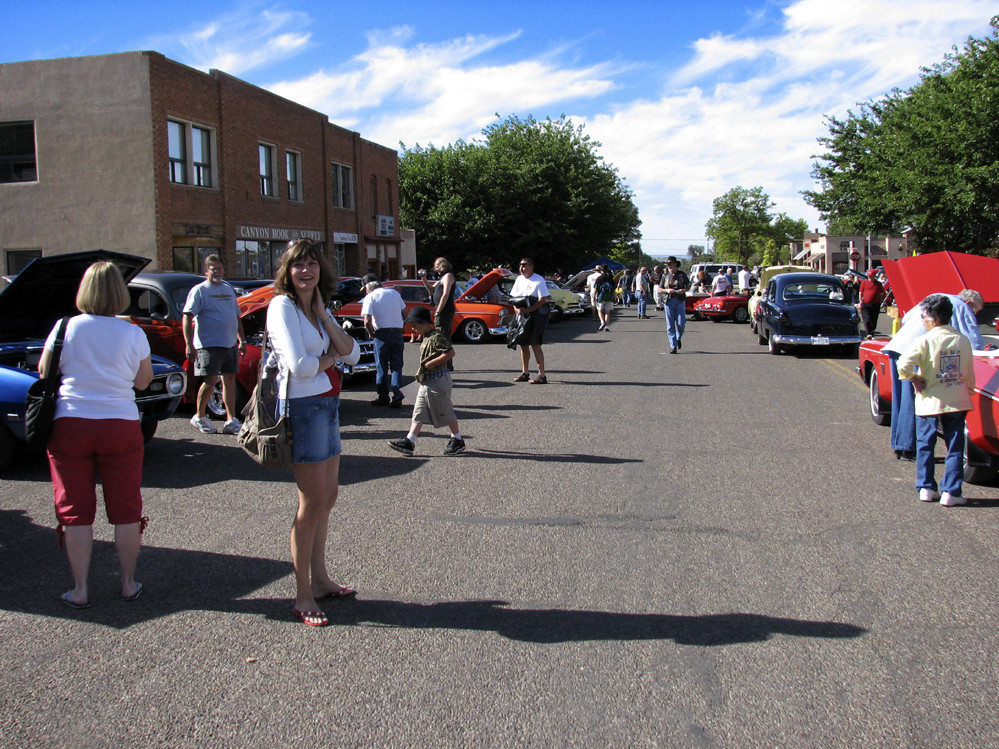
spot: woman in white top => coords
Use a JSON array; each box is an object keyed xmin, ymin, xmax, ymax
[
  {"xmin": 266, "ymin": 240, "xmax": 360, "ymax": 627},
  {"xmin": 40, "ymin": 261, "xmax": 153, "ymax": 609}
]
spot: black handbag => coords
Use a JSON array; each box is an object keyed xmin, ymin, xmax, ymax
[
  {"xmin": 24, "ymin": 316, "xmax": 69, "ymax": 449},
  {"xmin": 237, "ymin": 330, "xmax": 294, "ymax": 470}
]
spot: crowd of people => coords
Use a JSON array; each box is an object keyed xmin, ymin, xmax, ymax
[{"xmin": 38, "ymin": 249, "xmax": 985, "ymax": 625}]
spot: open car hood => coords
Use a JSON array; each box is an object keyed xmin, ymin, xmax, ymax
[
  {"xmin": 458, "ymin": 268, "xmax": 511, "ymax": 301},
  {"xmin": 237, "ymin": 284, "xmax": 276, "ymax": 318},
  {"xmin": 0, "ymin": 250, "xmax": 149, "ymax": 341},
  {"xmin": 883, "ymin": 251, "xmax": 999, "ymax": 315}
]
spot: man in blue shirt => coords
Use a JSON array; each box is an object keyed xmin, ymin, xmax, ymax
[{"xmin": 183, "ymin": 255, "xmax": 245, "ymax": 434}]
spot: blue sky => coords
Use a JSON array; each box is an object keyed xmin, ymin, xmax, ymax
[{"xmin": 3, "ymin": 0, "xmax": 995, "ymax": 254}]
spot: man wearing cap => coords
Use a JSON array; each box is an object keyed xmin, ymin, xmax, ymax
[
  {"xmin": 361, "ymin": 274, "xmax": 407, "ymax": 407},
  {"xmin": 659, "ymin": 256, "xmax": 690, "ymax": 354},
  {"xmin": 856, "ymin": 269, "xmax": 885, "ymax": 337}
]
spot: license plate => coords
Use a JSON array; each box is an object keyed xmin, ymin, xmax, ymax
[{"xmin": 811, "ymin": 336, "xmax": 830, "ymax": 345}]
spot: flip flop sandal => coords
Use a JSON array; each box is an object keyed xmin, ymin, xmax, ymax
[
  {"xmin": 513, "ymin": 373, "xmax": 530, "ymax": 382},
  {"xmin": 61, "ymin": 592, "xmax": 90, "ymax": 610},
  {"xmin": 293, "ymin": 608, "xmax": 329, "ymax": 627},
  {"xmin": 528, "ymin": 375, "xmax": 548, "ymax": 384}
]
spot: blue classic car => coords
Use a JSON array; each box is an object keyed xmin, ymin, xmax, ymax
[
  {"xmin": 0, "ymin": 250, "xmax": 187, "ymax": 471},
  {"xmin": 755, "ymin": 272, "xmax": 862, "ymax": 355}
]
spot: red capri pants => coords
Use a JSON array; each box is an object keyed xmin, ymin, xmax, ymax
[{"xmin": 47, "ymin": 417, "xmax": 144, "ymax": 526}]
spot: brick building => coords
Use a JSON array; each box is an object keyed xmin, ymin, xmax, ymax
[{"xmin": 0, "ymin": 51, "xmax": 412, "ymax": 279}]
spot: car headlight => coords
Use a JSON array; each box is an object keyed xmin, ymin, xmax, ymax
[{"xmin": 166, "ymin": 373, "xmax": 186, "ymax": 395}]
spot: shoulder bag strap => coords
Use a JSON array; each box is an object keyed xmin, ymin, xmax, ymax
[{"xmin": 43, "ymin": 317, "xmax": 70, "ymax": 395}]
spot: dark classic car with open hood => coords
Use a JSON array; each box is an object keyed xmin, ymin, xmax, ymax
[{"xmin": 0, "ymin": 250, "xmax": 187, "ymax": 471}]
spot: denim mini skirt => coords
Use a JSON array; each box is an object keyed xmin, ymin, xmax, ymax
[{"xmin": 283, "ymin": 395, "xmax": 341, "ymax": 464}]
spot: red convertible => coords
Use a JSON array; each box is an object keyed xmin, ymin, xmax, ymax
[
  {"xmin": 692, "ymin": 293, "xmax": 750, "ymax": 323},
  {"xmin": 857, "ymin": 251, "xmax": 999, "ymax": 483}
]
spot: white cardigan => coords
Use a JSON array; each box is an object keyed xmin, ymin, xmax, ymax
[{"xmin": 266, "ymin": 295, "xmax": 360, "ymax": 399}]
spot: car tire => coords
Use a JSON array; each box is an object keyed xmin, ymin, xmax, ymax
[
  {"xmin": 767, "ymin": 333, "xmax": 782, "ymax": 355},
  {"xmin": 207, "ymin": 380, "xmax": 250, "ymax": 419},
  {"xmin": 550, "ymin": 306, "xmax": 563, "ymax": 323},
  {"xmin": 458, "ymin": 318, "xmax": 487, "ymax": 343},
  {"xmin": 868, "ymin": 369, "xmax": 891, "ymax": 426},
  {"xmin": 141, "ymin": 420, "xmax": 157, "ymax": 444},
  {"xmin": 0, "ymin": 423, "xmax": 15, "ymax": 472},
  {"xmin": 963, "ymin": 426, "xmax": 997, "ymax": 485},
  {"xmin": 757, "ymin": 325, "xmax": 767, "ymax": 345},
  {"xmin": 732, "ymin": 306, "xmax": 749, "ymax": 324}
]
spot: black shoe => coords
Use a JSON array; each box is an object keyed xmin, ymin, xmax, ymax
[
  {"xmin": 669, "ymin": 348, "xmax": 677, "ymax": 354},
  {"xmin": 443, "ymin": 438, "xmax": 466, "ymax": 456},
  {"xmin": 371, "ymin": 398, "xmax": 390, "ymax": 407},
  {"xmin": 676, "ymin": 338, "xmax": 682, "ymax": 350},
  {"xmin": 388, "ymin": 438, "xmax": 415, "ymax": 455},
  {"xmin": 389, "ymin": 398, "xmax": 403, "ymax": 409}
]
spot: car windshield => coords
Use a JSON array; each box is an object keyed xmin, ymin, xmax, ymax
[{"xmin": 782, "ymin": 282, "xmax": 845, "ymax": 302}]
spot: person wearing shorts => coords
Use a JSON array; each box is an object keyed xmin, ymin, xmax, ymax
[
  {"xmin": 266, "ymin": 240, "xmax": 361, "ymax": 627},
  {"xmin": 40, "ymin": 261, "xmax": 154, "ymax": 609},
  {"xmin": 510, "ymin": 257, "xmax": 551, "ymax": 384},
  {"xmin": 388, "ymin": 306, "xmax": 465, "ymax": 456},
  {"xmin": 183, "ymin": 255, "xmax": 245, "ymax": 434}
]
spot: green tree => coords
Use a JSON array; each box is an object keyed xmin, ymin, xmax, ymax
[
  {"xmin": 399, "ymin": 115, "xmax": 642, "ymax": 274},
  {"xmin": 687, "ymin": 244, "xmax": 705, "ymax": 264},
  {"xmin": 705, "ymin": 186, "xmax": 774, "ymax": 265},
  {"xmin": 805, "ymin": 19, "xmax": 999, "ymax": 254}
]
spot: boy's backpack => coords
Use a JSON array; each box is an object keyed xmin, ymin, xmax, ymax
[{"xmin": 596, "ymin": 274, "xmax": 615, "ymax": 303}]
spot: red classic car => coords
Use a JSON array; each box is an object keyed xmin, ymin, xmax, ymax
[
  {"xmin": 857, "ymin": 251, "xmax": 999, "ymax": 483},
  {"xmin": 692, "ymin": 293, "xmax": 750, "ymax": 323},
  {"xmin": 336, "ymin": 268, "xmax": 516, "ymax": 342}
]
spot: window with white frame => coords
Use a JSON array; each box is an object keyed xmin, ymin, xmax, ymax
[
  {"xmin": 332, "ymin": 162, "xmax": 353, "ymax": 209},
  {"xmin": 167, "ymin": 119, "xmax": 216, "ymax": 187},
  {"xmin": 168, "ymin": 121, "xmax": 187, "ymax": 183},
  {"xmin": 286, "ymin": 150, "xmax": 302, "ymax": 201},
  {"xmin": 192, "ymin": 126, "xmax": 212, "ymax": 187},
  {"xmin": 260, "ymin": 143, "xmax": 276, "ymax": 197},
  {"xmin": 0, "ymin": 121, "xmax": 37, "ymax": 183}
]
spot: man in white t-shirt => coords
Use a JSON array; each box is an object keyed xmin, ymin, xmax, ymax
[
  {"xmin": 361, "ymin": 275, "xmax": 407, "ymax": 408},
  {"xmin": 711, "ymin": 271, "xmax": 731, "ymax": 296},
  {"xmin": 511, "ymin": 258, "xmax": 551, "ymax": 384},
  {"xmin": 586, "ymin": 268, "xmax": 602, "ymax": 320},
  {"xmin": 738, "ymin": 267, "xmax": 752, "ymax": 294},
  {"xmin": 183, "ymin": 255, "xmax": 245, "ymax": 435}
]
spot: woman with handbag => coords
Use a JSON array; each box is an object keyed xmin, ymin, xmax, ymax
[
  {"xmin": 266, "ymin": 240, "xmax": 360, "ymax": 627},
  {"xmin": 39, "ymin": 261, "xmax": 153, "ymax": 609}
]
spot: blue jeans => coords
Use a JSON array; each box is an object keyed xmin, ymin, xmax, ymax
[
  {"xmin": 915, "ymin": 410, "xmax": 965, "ymax": 496},
  {"xmin": 665, "ymin": 297, "xmax": 686, "ymax": 350},
  {"xmin": 286, "ymin": 395, "xmax": 341, "ymax": 464},
  {"xmin": 889, "ymin": 353, "xmax": 916, "ymax": 452},
  {"xmin": 621, "ymin": 291, "xmax": 633, "ymax": 306},
  {"xmin": 636, "ymin": 292, "xmax": 647, "ymax": 317},
  {"xmin": 373, "ymin": 328, "xmax": 404, "ymax": 401}
]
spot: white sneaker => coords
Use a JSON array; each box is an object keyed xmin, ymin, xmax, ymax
[
  {"xmin": 222, "ymin": 418, "xmax": 242, "ymax": 435},
  {"xmin": 604, "ymin": 326, "xmax": 611, "ymax": 332},
  {"xmin": 190, "ymin": 414, "xmax": 217, "ymax": 434},
  {"xmin": 919, "ymin": 488, "xmax": 940, "ymax": 502},
  {"xmin": 940, "ymin": 492, "xmax": 967, "ymax": 507},
  {"xmin": 597, "ymin": 323, "xmax": 605, "ymax": 331}
]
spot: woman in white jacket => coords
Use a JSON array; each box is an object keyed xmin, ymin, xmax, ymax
[{"xmin": 266, "ymin": 240, "xmax": 360, "ymax": 626}]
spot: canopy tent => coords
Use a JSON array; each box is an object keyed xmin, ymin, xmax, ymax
[
  {"xmin": 579, "ymin": 257, "xmax": 626, "ymax": 272},
  {"xmin": 882, "ymin": 251, "xmax": 999, "ymax": 315}
]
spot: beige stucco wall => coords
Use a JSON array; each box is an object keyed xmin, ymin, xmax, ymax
[{"xmin": 0, "ymin": 53, "xmax": 157, "ymax": 261}]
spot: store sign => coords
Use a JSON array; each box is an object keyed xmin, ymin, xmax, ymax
[
  {"xmin": 376, "ymin": 215, "xmax": 395, "ymax": 237},
  {"xmin": 237, "ymin": 225, "xmax": 324, "ymax": 242},
  {"xmin": 333, "ymin": 232, "xmax": 358, "ymax": 244}
]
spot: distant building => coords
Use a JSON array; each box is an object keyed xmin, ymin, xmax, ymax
[
  {"xmin": 790, "ymin": 232, "xmax": 915, "ymax": 274},
  {"xmin": 0, "ymin": 51, "xmax": 414, "ymax": 279}
]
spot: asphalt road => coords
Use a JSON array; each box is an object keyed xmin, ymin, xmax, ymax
[{"xmin": 2, "ymin": 308, "xmax": 998, "ymax": 747}]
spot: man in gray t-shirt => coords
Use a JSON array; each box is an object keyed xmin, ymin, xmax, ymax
[{"xmin": 182, "ymin": 255, "xmax": 245, "ymax": 434}]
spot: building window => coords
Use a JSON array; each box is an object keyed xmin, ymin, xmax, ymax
[
  {"xmin": 168, "ymin": 121, "xmax": 187, "ymax": 184},
  {"xmin": 1, "ymin": 121, "xmax": 38, "ymax": 183},
  {"xmin": 168, "ymin": 119, "xmax": 216, "ymax": 187},
  {"xmin": 287, "ymin": 150, "xmax": 302, "ymax": 201},
  {"xmin": 384, "ymin": 179, "xmax": 392, "ymax": 216},
  {"xmin": 332, "ymin": 162, "xmax": 353, "ymax": 209},
  {"xmin": 260, "ymin": 143, "xmax": 276, "ymax": 197},
  {"xmin": 192, "ymin": 126, "xmax": 212, "ymax": 187},
  {"xmin": 5, "ymin": 249, "xmax": 41, "ymax": 275},
  {"xmin": 370, "ymin": 177, "xmax": 378, "ymax": 217}
]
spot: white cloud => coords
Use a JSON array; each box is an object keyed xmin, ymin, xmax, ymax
[{"xmin": 169, "ymin": 0, "xmax": 996, "ymax": 254}]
